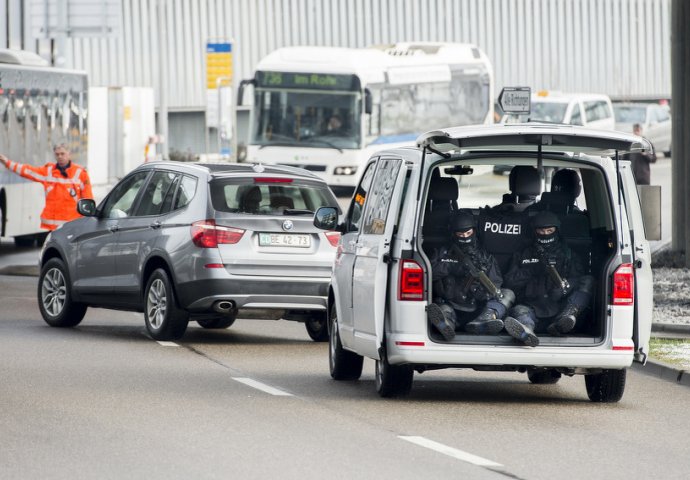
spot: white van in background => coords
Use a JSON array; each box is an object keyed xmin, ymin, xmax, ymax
[{"xmin": 504, "ymin": 91, "xmax": 616, "ymax": 130}]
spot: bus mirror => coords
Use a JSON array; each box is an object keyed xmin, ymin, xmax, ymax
[
  {"xmin": 364, "ymin": 89, "xmax": 373, "ymax": 115},
  {"xmin": 237, "ymin": 79, "xmax": 256, "ymax": 106}
]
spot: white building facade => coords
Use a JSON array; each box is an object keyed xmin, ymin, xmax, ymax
[{"xmin": 1, "ymin": 0, "xmax": 672, "ymax": 154}]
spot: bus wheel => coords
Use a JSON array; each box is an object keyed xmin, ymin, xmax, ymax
[{"xmin": 585, "ymin": 369, "xmax": 626, "ymax": 403}]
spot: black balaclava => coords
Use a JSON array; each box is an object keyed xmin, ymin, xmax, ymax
[
  {"xmin": 450, "ymin": 212, "xmax": 477, "ymax": 249},
  {"xmin": 532, "ymin": 211, "xmax": 561, "ymax": 250}
]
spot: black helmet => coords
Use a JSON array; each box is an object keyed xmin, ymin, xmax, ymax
[
  {"xmin": 532, "ymin": 211, "xmax": 560, "ymax": 246},
  {"xmin": 551, "ymin": 169, "xmax": 582, "ymax": 200},
  {"xmin": 450, "ymin": 212, "xmax": 475, "ymax": 233},
  {"xmin": 450, "ymin": 212, "xmax": 476, "ymax": 246}
]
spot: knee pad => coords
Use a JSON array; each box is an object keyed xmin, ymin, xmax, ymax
[
  {"xmin": 498, "ymin": 288, "xmax": 515, "ymax": 308},
  {"xmin": 567, "ymin": 290, "xmax": 591, "ymax": 310},
  {"xmin": 508, "ymin": 304, "xmax": 536, "ymax": 329},
  {"xmin": 439, "ymin": 303, "xmax": 458, "ymax": 323},
  {"xmin": 576, "ymin": 275, "xmax": 595, "ymax": 295}
]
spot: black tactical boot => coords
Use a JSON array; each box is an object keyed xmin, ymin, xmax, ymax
[
  {"xmin": 465, "ymin": 308, "xmax": 504, "ymax": 334},
  {"xmin": 427, "ymin": 303, "xmax": 456, "ymax": 341},
  {"xmin": 504, "ymin": 316, "xmax": 540, "ymax": 347},
  {"xmin": 547, "ymin": 304, "xmax": 578, "ymax": 336}
]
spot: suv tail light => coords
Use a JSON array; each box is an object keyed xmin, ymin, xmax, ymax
[
  {"xmin": 324, "ymin": 231, "xmax": 341, "ymax": 247},
  {"xmin": 398, "ymin": 259, "xmax": 424, "ymax": 301},
  {"xmin": 612, "ymin": 263, "xmax": 634, "ymax": 305},
  {"xmin": 191, "ymin": 220, "xmax": 245, "ymax": 248}
]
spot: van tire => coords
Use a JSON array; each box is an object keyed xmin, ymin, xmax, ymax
[
  {"xmin": 144, "ymin": 268, "xmax": 189, "ymax": 340},
  {"xmin": 38, "ymin": 258, "xmax": 87, "ymax": 327},
  {"xmin": 375, "ymin": 345, "xmax": 413, "ymax": 398},
  {"xmin": 329, "ymin": 304, "xmax": 363, "ymax": 380},
  {"xmin": 585, "ymin": 369, "xmax": 626, "ymax": 403},
  {"xmin": 305, "ymin": 311, "xmax": 328, "ymax": 342},
  {"xmin": 527, "ymin": 369, "xmax": 562, "ymax": 384}
]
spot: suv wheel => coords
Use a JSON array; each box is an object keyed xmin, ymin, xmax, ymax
[
  {"xmin": 38, "ymin": 258, "xmax": 87, "ymax": 327},
  {"xmin": 144, "ymin": 268, "xmax": 189, "ymax": 340},
  {"xmin": 375, "ymin": 344, "xmax": 413, "ymax": 398},
  {"xmin": 527, "ymin": 369, "xmax": 562, "ymax": 384},
  {"xmin": 329, "ymin": 304, "xmax": 363, "ymax": 380},
  {"xmin": 585, "ymin": 369, "xmax": 626, "ymax": 403},
  {"xmin": 305, "ymin": 311, "xmax": 328, "ymax": 342}
]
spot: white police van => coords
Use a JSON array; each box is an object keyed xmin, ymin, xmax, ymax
[{"xmin": 314, "ymin": 122, "xmax": 658, "ymax": 402}]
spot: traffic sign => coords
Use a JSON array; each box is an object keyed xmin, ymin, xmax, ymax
[{"xmin": 498, "ymin": 87, "xmax": 531, "ymax": 114}]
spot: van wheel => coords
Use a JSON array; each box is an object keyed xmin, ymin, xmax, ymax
[
  {"xmin": 527, "ymin": 369, "xmax": 562, "ymax": 384},
  {"xmin": 305, "ymin": 311, "xmax": 328, "ymax": 342},
  {"xmin": 197, "ymin": 316, "xmax": 236, "ymax": 329},
  {"xmin": 329, "ymin": 304, "xmax": 363, "ymax": 380},
  {"xmin": 38, "ymin": 258, "xmax": 87, "ymax": 327},
  {"xmin": 144, "ymin": 268, "xmax": 189, "ymax": 340},
  {"xmin": 585, "ymin": 369, "xmax": 626, "ymax": 403},
  {"xmin": 375, "ymin": 344, "xmax": 413, "ymax": 398}
]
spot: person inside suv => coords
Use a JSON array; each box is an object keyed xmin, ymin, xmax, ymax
[
  {"xmin": 427, "ymin": 212, "xmax": 515, "ymax": 340},
  {"xmin": 503, "ymin": 211, "xmax": 595, "ymax": 346}
]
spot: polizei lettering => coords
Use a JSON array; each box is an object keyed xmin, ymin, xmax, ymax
[{"xmin": 483, "ymin": 222, "xmax": 521, "ymax": 235}]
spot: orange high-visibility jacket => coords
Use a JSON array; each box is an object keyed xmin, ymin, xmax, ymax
[{"xmin": 5, "ymin": 159, "xmax": 93, "ymax": 230}]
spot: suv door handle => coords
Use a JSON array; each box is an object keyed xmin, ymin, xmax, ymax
[
  {"xmin": 108, "ymin": 225, "xmax": 120, "ymax": 233},
  {"xmin": 150, "ymin": 221, "xmax": 162, "ymax": 229},
  {"xmin": 349, "ymin": 241, "xmax": 363, "ymax": 248}
]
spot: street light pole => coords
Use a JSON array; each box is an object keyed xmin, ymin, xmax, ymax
[{"xmin": 157, "ymin": 0, "xmax": 169, "ymax": 160}]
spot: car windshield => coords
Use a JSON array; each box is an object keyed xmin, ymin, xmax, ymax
[
  {"xmin": 210, "ymin": 179, "xmax": 340, "ymax": 215},
  {"xmin": 504, "ymin": 101, "xmax": 569, "ymax": 124},
  {"xmin": 614, "ymin": 105, "xmax": 647, "ymax": 123}
]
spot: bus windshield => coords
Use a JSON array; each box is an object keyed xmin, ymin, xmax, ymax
[{"xmin": 252, "ymin": 88, "xmax": 362, "ymax": 150}]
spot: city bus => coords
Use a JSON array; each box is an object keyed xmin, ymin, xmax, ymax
[
  {"xmin": 239, "ymin": 42, "xmax": 494, "ymax": 194},
  {"xmin": 0, "ymin": 50, "xmax": 88, "ymax": 246}
]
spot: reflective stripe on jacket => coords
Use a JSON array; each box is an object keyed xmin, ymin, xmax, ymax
[{"xmin": 7, "ymin": 160, "xmax": 94, "ymax": 230}]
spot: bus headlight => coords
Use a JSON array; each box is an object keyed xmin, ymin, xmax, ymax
[{"xmin": 334, "ymin": 166, "xmax": 357, "ymax": 176}]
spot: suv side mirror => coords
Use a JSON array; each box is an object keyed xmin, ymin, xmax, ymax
[
  {"xmin": 313, "ymin": 207, "xmax": 338, "ymax": 231},
  {"xmin": 77, "ymin": 199, "xmax": 97, "ymax": 217}
]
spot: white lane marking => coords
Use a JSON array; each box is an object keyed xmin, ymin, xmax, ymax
[
  {"xmin": 157, "ymin": 341, "xmax": 179, "ymax": 347},
  {"xmin": 232, "ymin": 377, "xmax": 293, "ymax": 396},
  {"xmin": 399, "ymin": 436, "xmax": 504, "ymax": 469}
]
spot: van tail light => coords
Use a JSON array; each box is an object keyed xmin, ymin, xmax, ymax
[
  {"xmin": 191, "ymin": 220, "xmax": 245, "ymax": 248},
  {"xmin": 324, "ymin": 231, "xmax": 341, "ymax": 247},
  {"xmin": 398, "ymin": 259, "xmax": 424, "ymax": 301},
  {"xmin": 612, "ymin": 263, "xmax": 634, "ymax": 305}
]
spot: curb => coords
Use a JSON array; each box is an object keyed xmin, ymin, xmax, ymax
[
  {"xmin": 652, "ymin": 322, "xmax": 690, "ymax": 336},
  {"xmin": 0, "ymin": 265, "xmax": 39, "ymax": 277},
  {"xmin": 633, "ymin": 358, "xmax": 690, "ymax": 388}
]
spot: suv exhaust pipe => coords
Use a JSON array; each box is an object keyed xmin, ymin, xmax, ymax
[{"xmin": 213, "ymin": 300, "xmax": 236, "ymax": 315}]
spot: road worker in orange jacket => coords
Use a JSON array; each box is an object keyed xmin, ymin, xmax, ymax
[{"xmin": 0, "ymin": 144, "xmax": 93, "ymax": 231}]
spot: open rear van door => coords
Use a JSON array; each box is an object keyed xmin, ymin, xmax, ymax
[
  {"xmin": 620, "ymin": 165, "xmax": 655, "ymax": 362},
  {"xmin": 351, "ymin": 156, "xmax": 407, "ymax": 359}
]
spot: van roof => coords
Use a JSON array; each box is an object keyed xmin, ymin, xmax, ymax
[{"xmin": 416, "ymin": 123, "xmax": 651, "ymax": 155}]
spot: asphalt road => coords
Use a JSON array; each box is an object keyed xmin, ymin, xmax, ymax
[{"xmin": 1, "ymin": 273, "xmax": 689, "ymax": 480}]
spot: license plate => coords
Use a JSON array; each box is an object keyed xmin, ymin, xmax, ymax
[{"xmin": 259, "ymin": 233, "xmax": 311, "ymax": 248}]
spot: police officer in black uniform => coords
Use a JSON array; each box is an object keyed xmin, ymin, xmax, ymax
[
  {"xmin": 503, "ymin": 211, "xmax": 594, "ymax": 346},
  {"xmin": 427, "ymin": 212, "xmax": 515, "ymax": 340}
]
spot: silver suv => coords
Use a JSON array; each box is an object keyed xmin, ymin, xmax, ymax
[{"xmin": 38, "ymin": 162, "xmax": 340, "ymax": 341}]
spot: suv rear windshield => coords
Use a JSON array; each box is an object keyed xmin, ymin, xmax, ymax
[{"xmin": 210, "ymin": 179, "xmax": 339, "ymax": 215}]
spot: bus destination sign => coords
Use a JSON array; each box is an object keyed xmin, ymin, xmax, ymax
[{"xmin": 257, "ymin": 71, "xmax": 359, "ymax": 91}]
